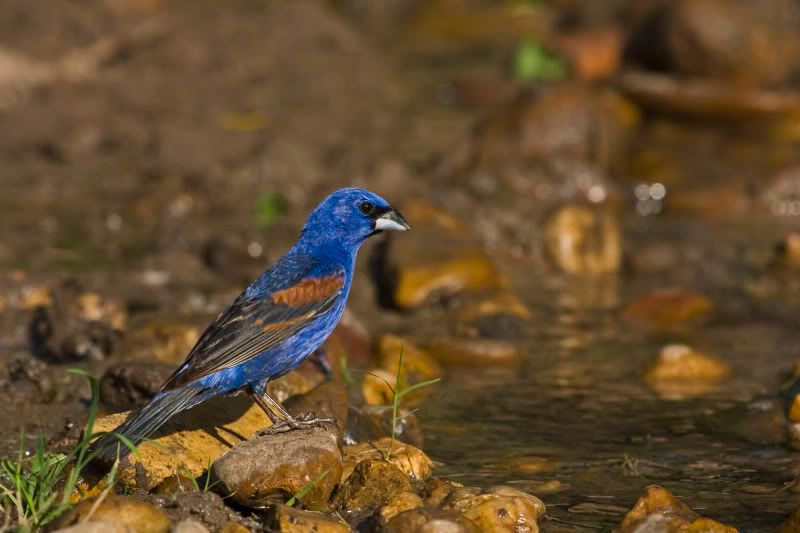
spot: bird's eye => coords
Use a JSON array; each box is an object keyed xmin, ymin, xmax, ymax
[{"xmin": 358, "ymin": 201, "xmax": 376, "ymax": 217}]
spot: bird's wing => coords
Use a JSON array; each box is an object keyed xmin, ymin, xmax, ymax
[{"xmin": 161, "ymin": 257, "xmax": 345, "ymax": 391}]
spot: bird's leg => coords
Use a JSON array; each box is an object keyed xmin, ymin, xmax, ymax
[
  {"xmin": 312, "ymin": 348, "xmax": 334, "ymax": 380},
  {"xmin": 249, "ymin": 387, "xmax": 335, "ymax": 436}
]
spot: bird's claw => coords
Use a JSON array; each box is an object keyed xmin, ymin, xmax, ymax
[{"xmin": 255, "ymin": 413, "xmax": 336, "ymax": 436}]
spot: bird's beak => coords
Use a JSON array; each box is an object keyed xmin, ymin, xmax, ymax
[{"xmin": 374, "ymin": 208, "xmax": 410, "ymax": 232}]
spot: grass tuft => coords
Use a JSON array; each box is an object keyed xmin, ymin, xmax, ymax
[{"xmin": 0, "ymin": 369, "xmax": 137, "ymax": 531}]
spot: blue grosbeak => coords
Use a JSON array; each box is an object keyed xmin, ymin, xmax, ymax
[{"xmin": 93, "ymin": 188, "xmax": 409, "ymax": 457}]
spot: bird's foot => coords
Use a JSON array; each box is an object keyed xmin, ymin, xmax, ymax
[{"xmin": 255, "ymin": 412, "xmax": 336, "ymax": 436}]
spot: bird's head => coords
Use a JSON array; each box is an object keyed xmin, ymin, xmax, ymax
[{"xmin": 300, "ymin": 187, "xmax": 410, "ymax": 252}]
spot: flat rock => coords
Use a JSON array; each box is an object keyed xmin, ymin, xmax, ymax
[
  {"xmin": 271, "ymin": 505, "xmax": 349, "ymax": 533},
  {"xmin": 93, "ymin": 395, "xmax": 272, "ymax": 492},
  {"xmin": 442, "ymin": 485, "xmax": 545, "ymax": 533},
  {"xmin": 342, "ymin": 438, "xmax": 433, "ymax": 482},
  {"xmin": 56, "ymin": 495, "xmax": 170, "ymax": 533},
  {"xmin": 211, "ymin": 424, "xmax": 342, "ymax": 510},
  {"xmin": 384, "ymin": 507, "xmax": 480, "ymax": 533}
]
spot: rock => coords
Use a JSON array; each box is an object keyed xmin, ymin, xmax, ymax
[
  {"xmin": 361, "ymin": 368, "xmax": 397, "ymax": 406},
  {"xmin": 552, "ymin": 27, "xmax": 623, "ymax": 81},
  {"xmin": 0, "ymin": 357, "xmax": 51, "ymax": 403},
  {"xmin": 384, "ymin": 507, "xmax": 480, "ymax": 533},
  {"xmin": 645, "ymin": 344, "xmax": 731, "ymax": 400},
  {"xmin": 426, "ymin": 337, "xmax": 524, "ymax": 367},
  {"xmin": 92, "ymin": 395, "xmax": 272, "ymax": 492},
  {"xmin": 618, "ymin": 70, "xmax": 800, "ymax": 120},
  {"xmin": 442, "ymin": 485, "xmax": 545, "ymax": 533},
  {"xmin": 631, "ymin": 0, "xmax": 800, "ymax": 85},
  {"xmin": 173, "ymin": 520, "xmax": 210, "ymax": 533},
  {"xmin": 333, "ymin": 459, "xmax": 413, "ymax": 514},
  {"xmin": 342, "ymin": 438, "xmax": 434, "ymax": 482},
  {"xmin": 544, "ymin": 204, "xmax": 622, "ymax": 275},
  {"xmin": 345, "ymin": 404, "xmax": 424, "ymax": 448},
  {"xmin": 211, "ymin": 425, "xmax": 342, "ymax": 511},
  {"xmin": 100, "ymin": 361, "xmax": 176, "ymax": 411},
  {"xmin": 71, "ymin": 292, "xmax": 127, "ymax": 331},
  {"xmin": 121, "ymin": 322, "xmax": 200, "ymax": 365},
  {"xmin": 778, "ymin": 502, "xmax": 800, "ymax": 533},
  {"xmin": 150, "ymin": 474, "xmax": 199, "ymax": 497},
  {"xmin": 378, "ymin": 490, "xmax": 425, "ymax": 525},
  {"xmin": 424, "ymin": 478, "xmax": 464, "ymax": 507},
  {"xmin": 437, "ymin": 84, "xmax": 638, "ymax": 176},
  {"xmin": 452, "ymin": 292, "xmax": 531, "ymax": 323},
  {"xmin": 283, "ymin": 380, "xmax": 349, "ymax": 439},
  {"xmin": 376, "ymin": 335, "xmax": 442, "ymax": 407},
  {"xmin": 147, "ymin": 491, "xmax": 246, "ymax": 533},
  {"xmin": 622, "ymin": 289, "xmax": 714, "ymax": 329},
  {"xmin": 322, "ymin": 308, "xmax": 372, "ymax": 376},
  {"xmin": 54, "ymin": 522, "xmax": 135, "ymax": 533},
  {"xmin": 266, "ymin": 371, "xmax": 314, "ymax": 404},
  {"xmin": 618, "ymin": 485, "xmax": 737, "ymax": 532},
  {"xmin": 29, "ymin": 304, "xmax": 119, "ymax": 362},
  {"xmin": 377, "ymin": 200, "xmax": 509, "ymax": 309},
  {"xmin": 56, "ymin": 496, "xmax": 170, "ymax": 533},
  {"xmin": 270, "ymin": 505, "xmax": 349, "ymax": 533}
]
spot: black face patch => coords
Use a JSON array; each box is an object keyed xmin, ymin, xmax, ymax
[{"xmin": 359, "ymin": 201, "xmax": 390, "ymax": 219}]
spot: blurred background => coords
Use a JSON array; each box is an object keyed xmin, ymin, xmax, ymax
[{"xmin": 4, "ymin": 0, "xmax": 800, "ymax": 530}]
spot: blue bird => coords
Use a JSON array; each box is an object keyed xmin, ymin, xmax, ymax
[{"xmin": 92, "ymin": 188, "xmax": 409, "ymax": 457}]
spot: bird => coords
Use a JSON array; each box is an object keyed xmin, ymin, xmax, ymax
[{"xmin": 92, "ymin": 187, "xmax": 409, "ymax": 458}]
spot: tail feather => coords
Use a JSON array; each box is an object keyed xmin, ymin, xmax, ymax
[{"xmin": 91, "ymin": 386, "xmax": 204, "ymax": 461}]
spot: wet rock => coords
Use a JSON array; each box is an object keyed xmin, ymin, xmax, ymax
[
  {"xmin": 100, "ymin": 361, "xmax": 176, "ymax": 411},
  {"xmin": 427, "ymin": 337, "xmax": 524, "ymax": 367},
  {"xmin": 121, "ymin": 321, "xmax": 200, "ymax": 365},
  {"xmin": 630, "ymin": 0, "xmax": 800, "ymax": 85},
  {"xmin": 0, "ymin": 357, "xmax": 51, "ymax": 403},
  {"xmin": 438, "ymin": 84, "xmax": 638, "ymax": 176},
  {"xmin": 93, "ymin": 395, "xmax": 272, "ymax": 492},
  {"xmin": 270, "ymin": 505, "xmax": 349, "ymax": 532},
  {"xmin": 376, "ymin": 335, "xmax": 442, "ymax": 407},
  {"xmin": 552, "ymin": 27, "xmax": 623, "ymax": 81},
  {"xmin": 452, "ymin": 292, "xmax": 531, "ymax": 323},
  {"xmin": 378, "ymin": 490, "xmax": 425, "ymax": 525},
  {"xmin": 622, "ymin": 289, "xmax": 714, "ymax": 329},
  {"xmin": 377, "ymin": 200, "xmax": 509, "ymax": 309},
  {"xmin": 544, "ymin": 204, "xmax": 622, "ymax": 275},
  {"xmin": 645, "ymin": 344, "xmax": 731, "ymax": 400},
  {"xmin": 342, "ymin": 438, "xmax": 433, "ymax": 482},
  {"xmin": 266, "ymin": 371, "xmax": 314, "ymax": 404},
  {"xmin": 322, "ymin": 308, "xmax": 372, "ymax": 375},
  {"xmin": 56, "ymin": 495, "xmax": 170, "ymax": 533},
  {"xmin": 333, "ymin": 459, "xmax": 413, "ymax": 515},
  {"xmin": 384, "ymin": 507, "xmax": 480, "ymax": 533},
  {"xmin": 442, "ymin": 485, "xmax": 545, "ymax": 533},
  {"xmin": 425, "ymin": 478, "xmax": 464, "ymax": 507},
  {"xmin": 211, "ymin": 425, "xmax": 341, "ymax": 511},
  {"xmin": 778, "ymin": 502, "xmax": 800, "ymax": 533},
  {"xmin": 361, "ymin": 368, "xmax": 397, "ymax": 406},
  {"xmin": 618, "ymin": 485, "xmax": 737, "ymax": 532},
  {"xmin": 345, "ymin": 404, "xmax": 424, "ymax": 448},
  {"xmin": 30, "ymin": 304, "xmax": 120, "ymax": 362},
  {"xmin": 618, "ymin": 70, "xmax": 800, "ymax": 120},
  {"xmin": 173, "ymin": 520, "xmax": 209, "ymax": 533},
  {"xmin": 283, "ymin": 380, "xmax": 349, "ymax": 439}
]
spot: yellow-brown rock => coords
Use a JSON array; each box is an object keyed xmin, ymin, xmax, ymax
[
  {"xmin": 92, "ymin": 395, "xmax": 272, "ymax": 492},
  {"xmin": 378, "ymin": 490, "xmax": 425, "ymax": 525},
  {"xmin": 425, "ymin": 478, "xmax": 464, "ymax": 507},
  {"xmin": 342, "ymin": 438, "xmax": 433, "ymax": 482},
  {"xmin": 427, "ymin": 337, "xmax": 524, "ymax": 367},
  {"xmin": 384, "ymin": 507, "xmax": 480, "ymax": 533},
  {"xmin": 453, "ymin": 292, "xmax": 532, "ymax": 322},
  {"xmin": 271, "ymin": 505, "xmax": 349, "ymax": 533},
  {"xmin": 333, "ymin": 459, "xmax": 413, "ymax": 513},
  {"xmin": 778, "ymin": 502, "xmax": 800, "ymax": 533},
  {"xmin": 122, "ymin": 321, "xmax": 200, "ymax": 364},
  {"xmin": 56, "ymin": 496, "xmax": 170, "ymax": 533},
  {"xmin": 645, "ymin": 344, "xmax": 731, "ymax": 400},
  {"xmin": 377, "ymin": 335, "xmax": 442, "ymax": 407},
  {"xmin": 382, "ymin": 200, "xmax": 509, "ymax": 309},
  {"xmin": 544, "ymin": 205, "xmax": 622, "ymax": 275},
  {"xmin": 623, "ymin": 289, "xmax": 714, "ymax": 329},
  {"xmin": 361, "ymin": 368, "xmax": 396, "ymax": 406},
  {"xmin": 618, "ymin": 485, "xmax": 737, "ymax": 533},
  {"xmin": 443, "ymin": 485, "xmax": 545, "ymax": 533},
  {"xmin": 72, "ymin": 292, "xmax": 128, "ymax": 331}
]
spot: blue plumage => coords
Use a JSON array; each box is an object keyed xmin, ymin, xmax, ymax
[{"xmin": 93, "ymin": 188, "xmax": 409, "ymax": 457}]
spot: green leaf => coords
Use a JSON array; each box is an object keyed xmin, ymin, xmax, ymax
[
  {"xmin": 513, "ymin": 40, "xmax": 566, "ymax": 81},
  {"xmin": 257, "ymin": 194, "xmax": 288, "ymax": 226},
  {"xmin": 396, "ymin": 378, "xmax": 441, "ymax": 399}
]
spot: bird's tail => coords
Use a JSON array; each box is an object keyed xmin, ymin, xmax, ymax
[{"xmin": 90, "ymin": 386, "xmax": 205, "ymax": 461}]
